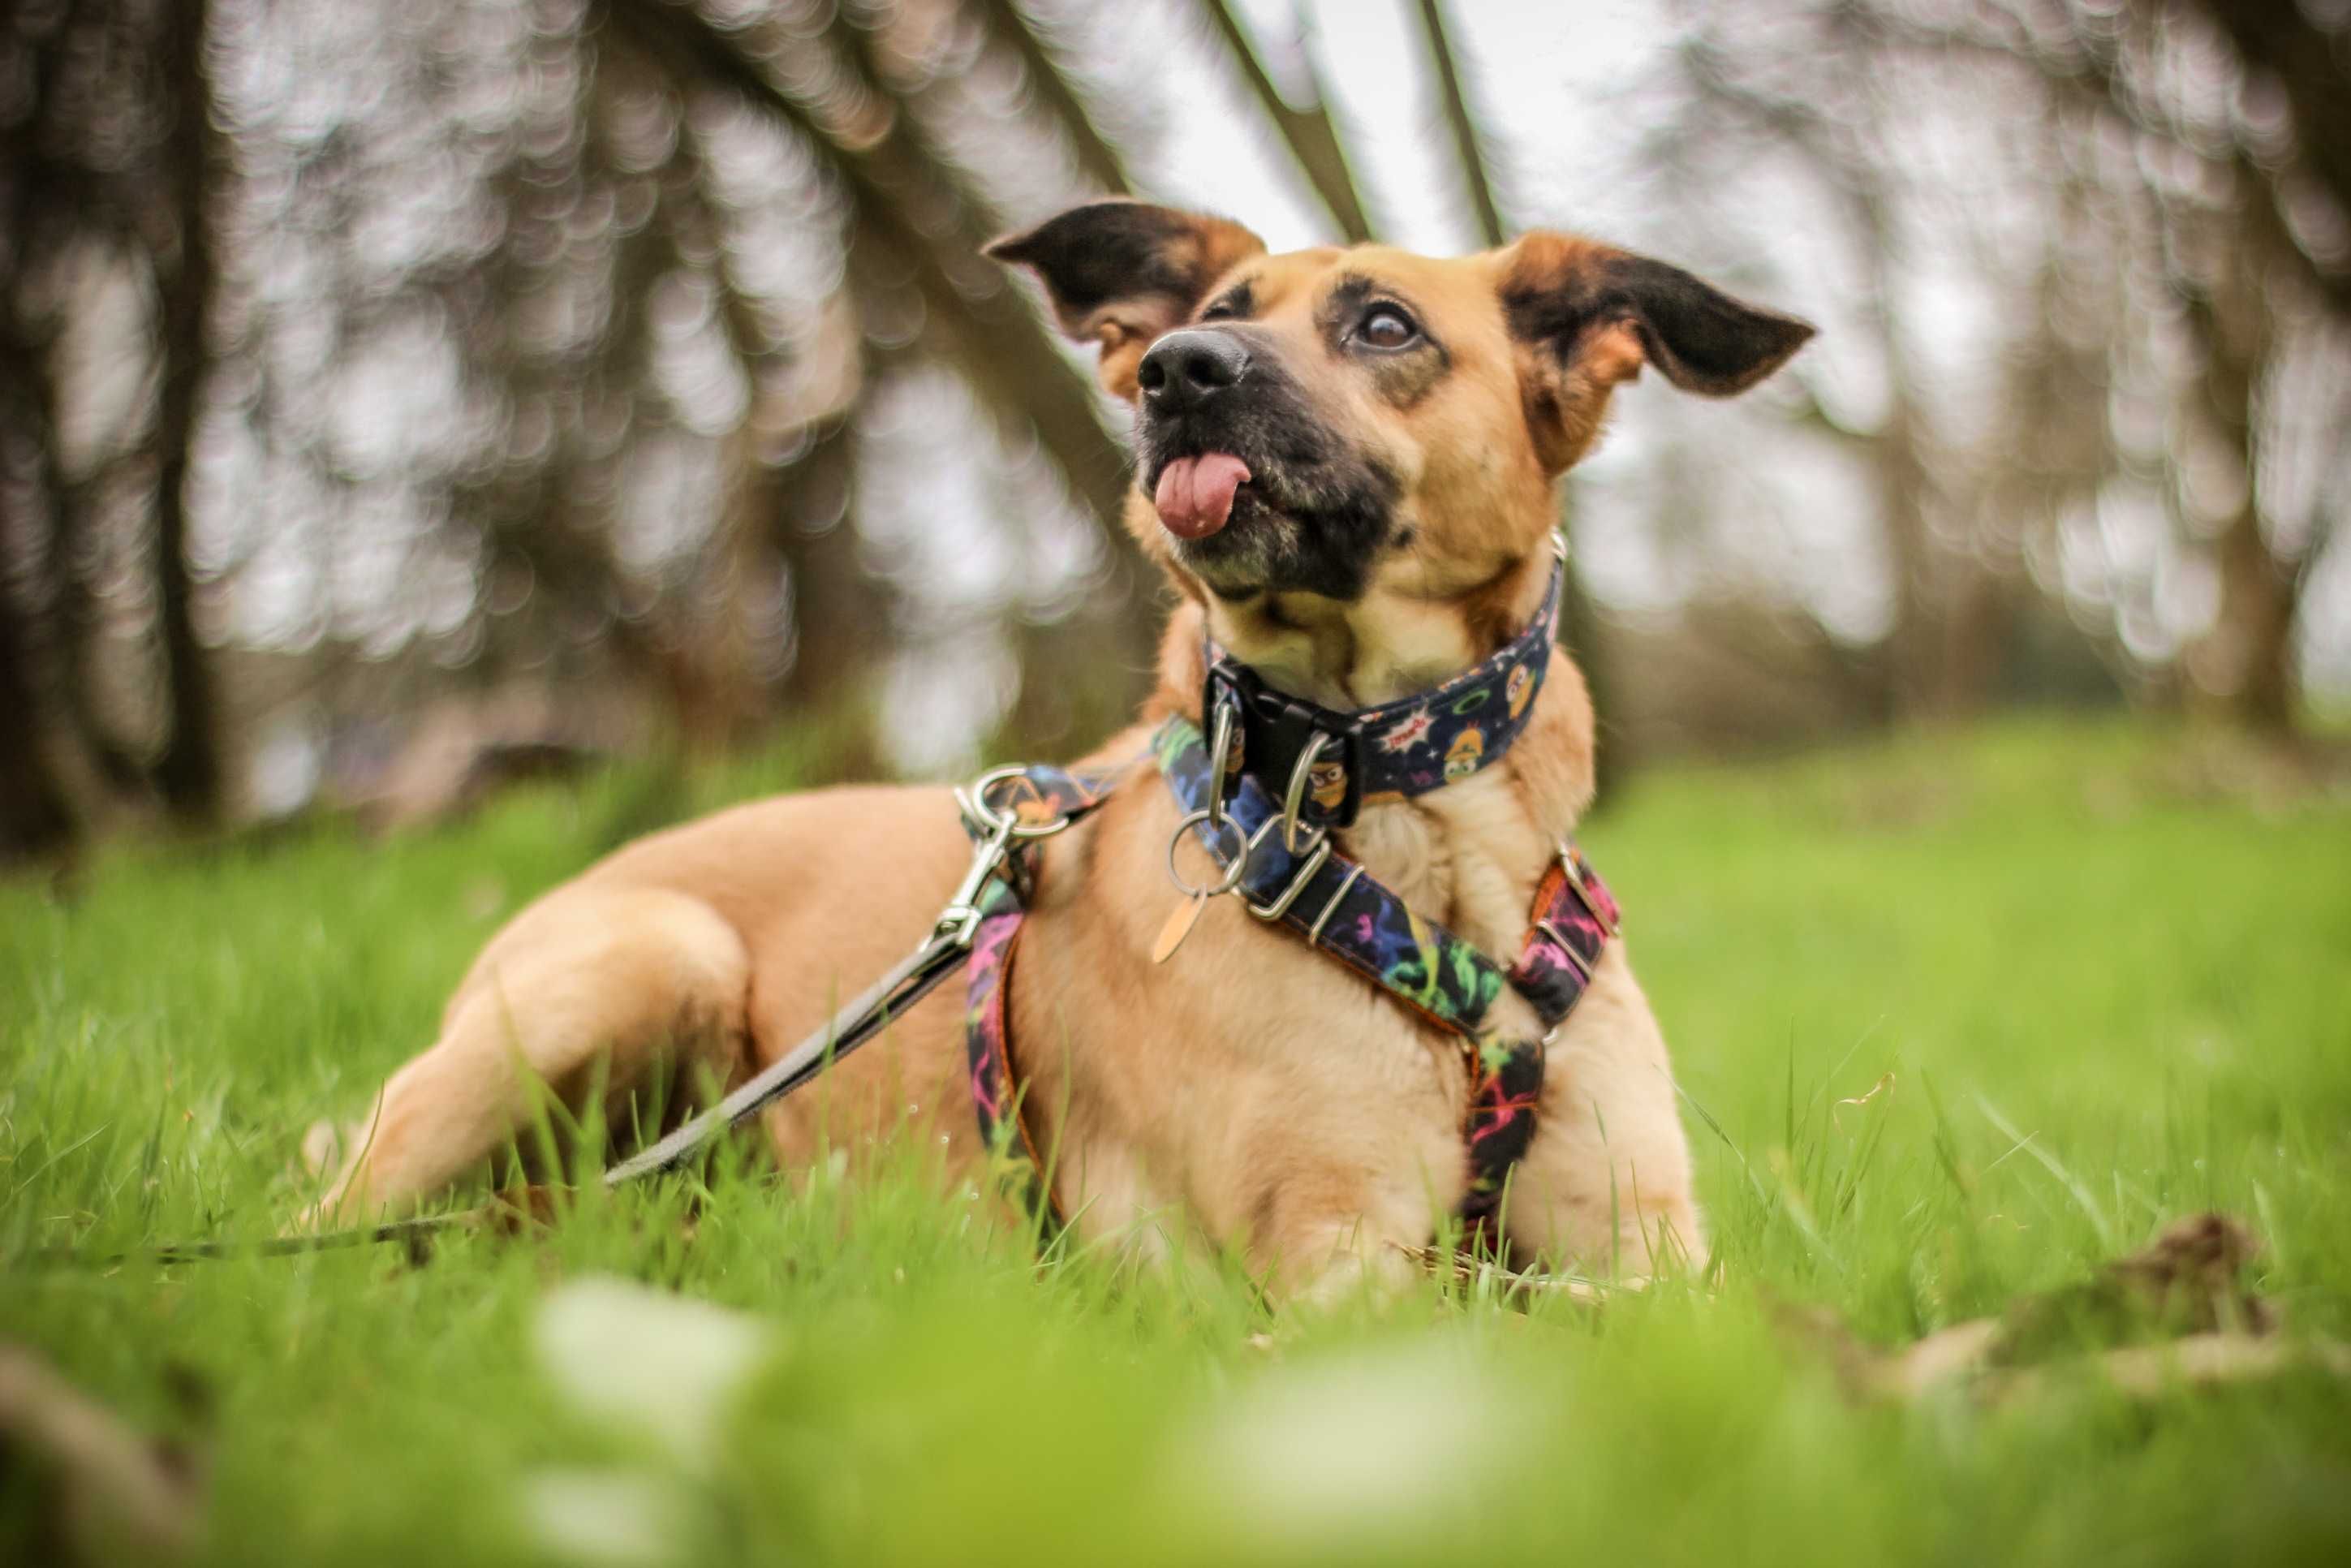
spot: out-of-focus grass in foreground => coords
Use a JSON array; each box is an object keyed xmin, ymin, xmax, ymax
[{"xmin": 3, "ymin": 719, "xmax": 2349, "ymax": 1566}]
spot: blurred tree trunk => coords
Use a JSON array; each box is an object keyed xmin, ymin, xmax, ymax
[
  {"xmin": 773, "ymin": 420, "xmax": 884, "ymax": 715},
  {"xmin": 2168, "ymin": 0, "xmax": 2340, "ymax": 726},
  {"xmin": 0, "ymin": 583, "xmax": 76, "ymax": 863},
  {"xmin": 2180, "ymin": 200, "xmax": 2297, "ymax": 730},
  {"xmin": 148, "ymin": 0, "xmax": 224, "ymax": 822},
  {"xmin": 42, "ymin": 473, "xmax": 146, "ymax": 793},
  {"xmin": 766, "ymin": 416, "xmax": 888, "ymax": 776},
  {"xmin": 1673, "ymin": 24, "xmax": 1946, "ymax": 724},
  {"xmin": 1871, "ymin": 380, "xmax": 1940, "ymax": 717},
  {"xmin": 1932, "ymin": 566, "xmax": 2019, "ymax": 713},
  {"xmin": 0, "ymin": 15, "xmax": 101, "ymax": 858},
  {"xmin": 2203, "ymin": 504, "xmax": 2299, "ymax": 730},
  {"xmin": 0, "ymin": 381, "xmax": 80, "ymax": 859},
  {"xmin": 1, "ymin": 11, "xmax": 79, "ymax": 859},
  {"xmin": 2178, "ymin": 0, "xmax": 2351, "ymax": 317}
]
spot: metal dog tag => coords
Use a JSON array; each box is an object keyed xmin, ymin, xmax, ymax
[{"xmin": 1151, "ymin": 889, "xmax": 1208, "ymax": 964}]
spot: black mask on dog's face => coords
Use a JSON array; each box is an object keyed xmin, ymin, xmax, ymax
[{"xmin": 1124, "ymin": 316, "xmax": 1402, "ymax": 603}]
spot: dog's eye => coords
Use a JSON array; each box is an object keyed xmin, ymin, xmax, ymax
[{"xmin": 1357, "ymin": 306, "xmax": 1419, "ymax": 350}]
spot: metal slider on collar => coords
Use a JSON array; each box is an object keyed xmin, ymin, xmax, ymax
[
  {"xmin": 1534, "ymin": 919, "xmax": 1595, "ymax": 985},
  {"xmin": 1240, "ymin": 814, "xmax": 1332, "ymax": 922}
]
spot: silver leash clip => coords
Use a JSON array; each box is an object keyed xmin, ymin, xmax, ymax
[{"xmin": 938, "ymin": 767, "xmax": 1079, "ymax": 949}]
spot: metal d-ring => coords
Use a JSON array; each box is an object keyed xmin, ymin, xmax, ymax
[
  {"xmin": 1203, "ymin": 700, "xmax": 1238, "ymax": 834},
  {"xmin": 1278, "ymin": 731, "xmax": 1336, "ymax": 855},
  {"xmin": 962, "ymin": 765, "xmax": 1079, "ymax": 840},
  {"xmin": 1165, "ymin": 807, "xmax": 1251, "ymax": 898}
]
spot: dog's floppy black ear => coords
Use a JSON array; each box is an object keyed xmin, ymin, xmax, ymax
[
  {"xmin": 988, "ymin": 200, "xmax": 1266, "ymax": 399},
  {"xmin": 1501, "ymin": 232, "xmax": 1814, "ymax": 394},
  {"xmin": 1612, "ymin": 256, "xmax": 1816, "ymax": 394},
  {"xmin": 1497, "ymin": 231, "xmax": 1814, "ymax": 467}
]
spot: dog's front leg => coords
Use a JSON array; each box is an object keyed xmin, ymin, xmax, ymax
[
  {"xmin": 1239, "ymin": 1141, "xmax": 1458, "ymax": 1310},
  {"xmin": 1502, "ymin": 953, "xmax": 1703, "ymax": 1278},
  {"xmin": 1282, "ymin": 1222, "xmax": 1426, "ymax": 1310}
]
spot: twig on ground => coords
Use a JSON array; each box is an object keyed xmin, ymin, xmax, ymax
[
  {"xmin": 1777, "ymin": 1212, "xmax": 2349, "ymax": 1404},
  {"xmin": 1396, "ymin": 1242, "xmax": 1643, "ymax": 1306}
]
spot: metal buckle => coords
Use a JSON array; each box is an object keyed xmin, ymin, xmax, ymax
[
  {"xmin": 1204, "ymin": 660, "xmax": 1363, "ymax": 828},
  {"xmin": 1534, "ymin": 918, "xmax": 1595, "ymax": 984},
  {"xmin": 1243, "ymin": 815, "xmax": 1332, "ymax": 921},
  {"xmin": 1555, "ymin": 842, "xmax": 1618, "ymax": 935}
]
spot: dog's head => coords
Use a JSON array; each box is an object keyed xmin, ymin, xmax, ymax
[{"xmin": 990, "ymin": 201, "xmax": 1812, "ymax": 698}]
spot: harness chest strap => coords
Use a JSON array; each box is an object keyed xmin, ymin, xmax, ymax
[{"xmin": 963, "ymin": 713, "xmax": 1620, "ymax": 1243}]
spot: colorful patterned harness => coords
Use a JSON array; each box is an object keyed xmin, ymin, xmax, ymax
[{"xmin": 962, "ymin": 550, "xmax": 1621, "ymax": 1248}]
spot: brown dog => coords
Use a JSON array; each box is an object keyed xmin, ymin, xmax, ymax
[{"xmin": 304, "ymin": 202, "xmax": 1811, "ymax": 1299}]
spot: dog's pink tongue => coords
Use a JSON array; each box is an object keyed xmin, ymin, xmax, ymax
[{"xmin": 1152, "ymin": 453, "xmax": 1251, "ymax": 540}]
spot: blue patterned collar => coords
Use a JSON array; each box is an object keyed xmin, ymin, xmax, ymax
[{"xmin": 1201, "ymin": 543, "xmax": 1565, "ymax": 829}]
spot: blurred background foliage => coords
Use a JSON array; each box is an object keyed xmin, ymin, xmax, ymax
[{"xmin": 2, "ymin": 0, "xmax": 2346, "ymax": 861}]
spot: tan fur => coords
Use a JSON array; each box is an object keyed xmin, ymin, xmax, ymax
[{"xmin": 305, "ymin": 209, "xmax": 1816, "ymax": 1296}]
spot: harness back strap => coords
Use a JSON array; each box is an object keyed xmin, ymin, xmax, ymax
[{"xmin": 960, "ymin": 761, "xmax": 1127, "ymax": 1238}]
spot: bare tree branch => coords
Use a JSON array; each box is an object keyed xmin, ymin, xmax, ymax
[
  {"xmin": 973, "ymin": 0, "xmax": 1131, "ymax": 194},
  {"xmin": 1193, "ymin": 0, "xmax": 1375, "ymax": 243},
  {"xmin": 1410, "ymin": 0, "xmax": 1505, "ymax": 248},
  {"xmin": 607, "ymin": 0, "xmax": 1135, "ymax": 546}
]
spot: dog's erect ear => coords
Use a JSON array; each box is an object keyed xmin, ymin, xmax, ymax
[
  {"xmin": 1499, "ymin": 232, "xmax": 1815, "ymax": 468},
  {"xmin": 988, "ymin": 200, "xmax": 1267, "ymax": 399}
]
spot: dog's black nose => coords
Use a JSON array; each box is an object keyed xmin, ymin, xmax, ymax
[{"xmin": 1137, "ymin": 329, "xmax": 1249, "ymax": 412}]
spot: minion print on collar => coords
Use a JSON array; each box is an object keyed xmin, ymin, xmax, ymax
[
  {"xmin": 1201, "ymin": 540, "xmax": 1568, "ymax": 832},
  {"xmin": 1445, "ymin": 726, "xmax": 1485, "ymax": 782}
]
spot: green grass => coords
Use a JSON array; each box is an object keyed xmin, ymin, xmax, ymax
[{"xmin": 5, "ymin": 718, "xmax": 2349, "ymax": 1566}]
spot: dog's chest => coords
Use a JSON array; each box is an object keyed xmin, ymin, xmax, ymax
[{"xmin": 1340, "ymin": 768, "xmax": 1550, "ymax": 959}]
